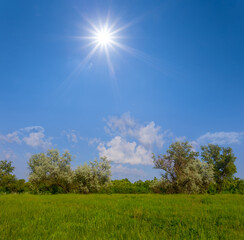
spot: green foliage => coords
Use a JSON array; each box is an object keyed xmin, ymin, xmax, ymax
[
  {"xmin": 219, "ymin": 177, "xmax": 244, "ymax": 194},
  {"xmin": 133, "ymin": 180, "xmax": 153, "ymax": 193},
  {"xmin": 0, "ymin": 174, "xmax": 16, "ymax": 193},
  {"xmin": 150, "ymin": 177, "xmax": 169, "ymax": 193},
  {"xmin": 0, "ymin": 160, "xmax": 15, "ymax": 176},
  {"xmin": 102, "ymin": 178, "xmax": 153, "ymax": 193},
  {"xmin": 73, "ymin": 157, "xmax": 111, "ymax": 193},
  {"xmin": 28, "ymin": 149, "xmax": 73, "ymax": 193},
  {"xmin": 153, "ymin": 141, "xmax": 215, "ymax": 193},
  {"xmin": 0, "ymin": 160, "xmax": 27, "ymax": 193},
  {"xmin": 27, "ymin": 150, "xmax": 111, "ymax": 194},
  {"xmin": 201, "ymin": 144, "xmax": 237, "ymax": 192},
  {"xmin": 0, "ymin": 146, "xmax": 242, "ymax": 195},
  {"xmin": 0, "ymin": 194, "xmax": 244, "ymax": 239}
]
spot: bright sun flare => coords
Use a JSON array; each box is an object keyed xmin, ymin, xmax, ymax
[
  {"xmin": 78, "ymin": 16, "xmax": 142, "ymax": 75},
  {"xmin": 96, "ymin": 29, "xmax": 112, "ymax": 46}
]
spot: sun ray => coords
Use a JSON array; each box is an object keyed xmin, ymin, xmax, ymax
[
  {"xmin": 68, "ymin": 43, "xmax": 100, "ymax": 79},
  {"xmin": 104, "ymin": 44, "xmax": 115, "ymax": 76},
  {"xmin": 76, "ymin": 14, "xmax": 153, "ymax": 76}
]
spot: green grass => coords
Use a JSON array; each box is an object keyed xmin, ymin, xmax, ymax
[{"xmin": 0, "ymin": 194, "xmax": 243, "ymax": 240}]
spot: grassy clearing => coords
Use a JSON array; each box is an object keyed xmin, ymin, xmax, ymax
[{"xmin": 0, "ymin": 194, "xmax": 243, "ymax": 240}]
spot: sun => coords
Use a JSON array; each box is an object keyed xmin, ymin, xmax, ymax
[
  {"xmin": 96, "ymin": 29, "xmax": 112, "ymax": 46},
  {"xmin": 78, "ymin": 19, "xmax": 123, "ymax": 74},
  {"xmin": 77, "ymin": 15, "xmax": 142, "ymax": 75},
  {"xmin": 90, "ymin": 24, "xmax": 117, "ymax": 50}
]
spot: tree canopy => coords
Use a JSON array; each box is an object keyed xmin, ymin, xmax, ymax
[
  {"xmin": 28, "ymin": 149, "xmax": 73, "ymax": 193},
  {"xmin": 73, "ymin": 157, "xmax": 111, "ymax": 193},
  {"xmin": 0, "ymin": 143, "xmax": 242, "ymax": 194},
  {"xmin": 201, "ymin": 144, "xmax": 237, "ymax": 192},
  {"xmin": 153, "ymin": 141, "xmax": 215, "ymax": 193},
  {"xmin": 28, "ymin": 149, "xmax": 112, "ymax": 194}
]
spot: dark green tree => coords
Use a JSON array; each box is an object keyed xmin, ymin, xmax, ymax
[
  {"xmin": 0, "ymin": 160, "xmax": 15, "ymax": 176},
  {"xmin": 0, "ymin": 160, "xmax": 16, "ymax": 193},
  {"xmin": 201, "ymin": 144, "xmax": 237, "ymax": 192}
]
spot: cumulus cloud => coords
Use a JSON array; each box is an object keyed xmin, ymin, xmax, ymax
[
  {"xmin": 131, "ymin": 122, "xmax": 165, "ymax": 148},
  {"xmin": 98, "ymin": 114, "xmax": 168, "ymax": 165},
  {"xmin": 105, "ymin": 113, "xmax": 167, "ymax": 147},
  {"xmin": 176, "ymin": 131, "xmax": 244, "ymax": 151},
  {"xmin": 196, "ymin": 131, "xmax": 244, "ymax": 145},
  {"xmin": 98, "ymin": 136, "xmax": 153, "ymax": 165},
  {"xmin": 105, "ymin": 113, "xmax": 136, "ymax": 136},
  {"xmin": 0, "ymin": 126, "xmax": 52, "ymax": 149},
  {"xmin": 23, "ymin": 131, "xmax": 51, "ymax": 149}
]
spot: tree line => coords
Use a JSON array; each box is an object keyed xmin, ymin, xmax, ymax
[{"xmin": 0, "ymin": 141, "xmax": 243, "ymax": 194}]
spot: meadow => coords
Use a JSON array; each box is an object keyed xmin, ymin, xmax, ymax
[{"xmin": 0, "ymin": 194, "xmax": 243, "ymax": 240}]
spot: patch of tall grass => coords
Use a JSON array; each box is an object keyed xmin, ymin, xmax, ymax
[{"xmin": 0, "ymin": 194, "xmax": 243, "ymax": 239}]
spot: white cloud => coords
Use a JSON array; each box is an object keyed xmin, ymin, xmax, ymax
[
  {"xmin": 62, "ymin": 130, "xmax": 101, "ymax": 147},
  {"xmin": 98, "ymin": 114, "xmax": 169, "ymax": 165},
  {"xmin": 63, "ymin": 130, "xmax": 79, "ymax": 144},
  {"xmin": 88, "ymin": 137, "xmax": 101, "ymax": 146},
  {"xmin": 23, "ymin": 132, "xmax": 51, "ymax": 149},
  {"xmin": 131, "ymin": 122, "xmax": 165, "ymax": 148},
  {"xmin": 111, "ymin": 164, "xmax": 146, "ymax": 179},
  {"xmin": 104, "ymin": 113, "xmax": 136, "ymax": 135},
  {"xmin": 105, "ymin": 113, "xmax": 167, "ymax": 147},
  {"xmin": 196, "ymin": 131, "xmax": 244, "ymax": 145},
  {"xmin": 98, "ymin": 136, "xmax": 153, "ymax": 165},
  {"xmin": 0, "ymin": 126, "xmax": 52, "ymax": 149},
  {"xmin": 21, "ymin": 126, "xmax": 44, "ymax": 132},
  {"xmin": 0, "ymin": 131, "xmax": 21, "ymax": 144},
  {"xmin": 173, "ymin": 131, "xmax": 244, "ymax": 150}
]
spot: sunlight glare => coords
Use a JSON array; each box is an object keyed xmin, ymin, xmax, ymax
[
  {"xmin": 96, "ymin": 29, "xmax": 112, "ymax": 46},
  {"xmin": 78, "ymin": 16, "xmax": 144, "ymax": 75}
]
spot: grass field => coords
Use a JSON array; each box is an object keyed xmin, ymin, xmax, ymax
[{"xmin": 0, "ymin": 194, "xmax": 243, "ymax": 240}]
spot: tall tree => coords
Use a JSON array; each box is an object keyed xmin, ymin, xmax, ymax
[
  {"xmin": 201, "ymin": 144, "xmax": 237, "ymax": 192},
  {"xmin": 0, "ymin": 160, "xmax": 15, "ymax": 176},
  {"xmin": 153, "ymin": 141, "xmax": 214, "ymax": 193},
  {"xmin": 28, "ymin": 149, "xmax": 73, "ymax": 193},
  {"xmin": 0, "ymin": 160, "xmax": 16, "ymax": 192}
]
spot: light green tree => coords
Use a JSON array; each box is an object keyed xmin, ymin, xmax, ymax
[
  {"xmin": 153, "ymin": 141, "xmax": 214, "ymax": 193},
  {"xmin": 73, "ymin": 157, "xmax": 111, "ymax": 193},
  {"xmin": 28, "ymin": 149, "xmax": 73, "ymax": 193}
]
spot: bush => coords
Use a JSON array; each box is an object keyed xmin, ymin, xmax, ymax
[
  {"xmin": 73, "ymin": 157, "xmax": 111, "ymax": 194},
  {"xmin": 100, "ymin": 179, "xmax": 153, "ymax": 194}
]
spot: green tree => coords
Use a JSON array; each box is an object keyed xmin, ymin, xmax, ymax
[
  {"xmin": 201, "ymin": 144, "xmax": 237, "ymax": 192},
  {"xmin": 0, "ymin": 160, "xmax": 15, "ymax": 176},
  {"xmin": 0, "ymin": 160, "xmax": 17, "ymax": 193},
  {"xmin": 73, "ymin": 157, "xmax": 111, "ymax": 193},
  {"xmin": 28, "ymin": 149, "xmax": 73, "ymax": 193},
  {"xmin": 108, "ymin": 179, "xmax": 135, "ymax": 194},
  {"xmin": 153, "ymin": 141, "xmax": 214, "ymax": 193}
]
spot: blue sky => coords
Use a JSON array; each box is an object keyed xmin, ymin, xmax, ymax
[{"xmin": 0, "ymin": 0, "xmax": 244, "ymax": 181}]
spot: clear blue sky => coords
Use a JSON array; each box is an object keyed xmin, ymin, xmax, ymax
[{"xmin": 0, "ymin": 0, "xmax": 244, "ymax": 181}]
